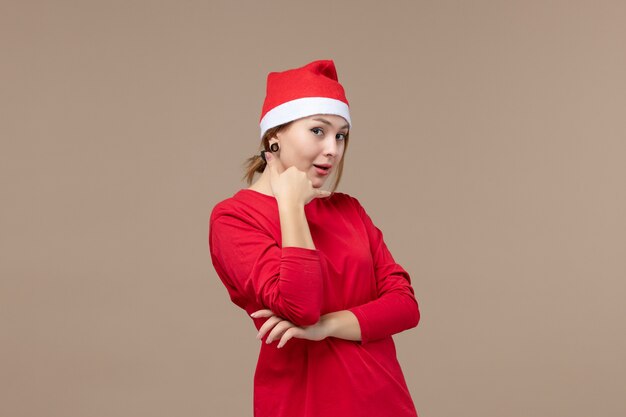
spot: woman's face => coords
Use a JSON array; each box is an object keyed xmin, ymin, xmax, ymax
[{"xmin": 274, "ymin": 114, "xmax": 349, "ymax": 188}]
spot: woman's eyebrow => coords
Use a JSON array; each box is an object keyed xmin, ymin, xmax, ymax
[{"xmin": 311, "ymin": 117, "xmax": 350, "ymax": 130}]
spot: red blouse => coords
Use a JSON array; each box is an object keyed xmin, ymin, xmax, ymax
[{"xmin": 209, "ymin": 189, "xmax": 420, "ymax": 417}]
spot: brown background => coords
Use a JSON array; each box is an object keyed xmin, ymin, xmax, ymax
[{"xmin": 1, "ymin": 1, "xmax": 625, "ymax": 416}]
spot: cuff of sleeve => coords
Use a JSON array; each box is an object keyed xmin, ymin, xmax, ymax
[
  {"xmin": 282, "ymin": 246, "xmax": 320, "ymax": 258},
  {"xmin": 347, "ymin": 306, "xmax": 371, "ymax": 345}
]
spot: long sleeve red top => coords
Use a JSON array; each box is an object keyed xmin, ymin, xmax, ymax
[{"xmin": 208, "ymin": 188, "xmax": 420, "ymax": 417}]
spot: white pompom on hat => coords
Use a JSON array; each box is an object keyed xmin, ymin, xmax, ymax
[{"xmin": 259, "ymin": 59, "xmax": 352, "ymax": 140}]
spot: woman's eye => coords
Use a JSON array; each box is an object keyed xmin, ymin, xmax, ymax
[{"xmin": 311, "ymin": 127, "xmax": 346, "ymax": 141}]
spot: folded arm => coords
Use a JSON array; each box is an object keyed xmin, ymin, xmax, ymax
[
  {"xmin": 322, "ymin": 277, "xmax": 420, "ymax": 345},
  {"xmin": 330, "ymin": 197, "xmax": 421, "ymax": 345},
  {"xmin": 209, "ymin": 212, "xmax": 324, "ymax": 326}
]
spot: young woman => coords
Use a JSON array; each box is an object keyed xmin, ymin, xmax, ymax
[{"xmin": 208, "ymin": 59, "xmax": 421, "ymax": 417}]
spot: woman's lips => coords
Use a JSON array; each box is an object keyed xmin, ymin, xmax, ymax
[{"xmin": 313, "ymin": 165, "xmax": 330, "ymax": 176}]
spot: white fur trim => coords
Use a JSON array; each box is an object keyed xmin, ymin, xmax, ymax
[{"xmin": 259, "ymin": 97, "xmax": 351, "ymax": 139}]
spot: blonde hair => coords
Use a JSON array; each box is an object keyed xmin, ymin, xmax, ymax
[{"xmin": 241, "ymin": 121, "xmax": 350, "ymax": 194}]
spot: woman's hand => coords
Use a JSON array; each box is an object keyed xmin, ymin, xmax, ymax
[
  {"xmin": 265, "ymin": 151, "xmax": 331, "ymax": 206},
  {"xmin": 251, "ymin": 309, "xmax": 329, "ymax": 348}
]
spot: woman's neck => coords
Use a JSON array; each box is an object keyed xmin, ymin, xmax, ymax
[{"xmin": 248, "ymin": 169, "xmax": 273, "ymax": 196}]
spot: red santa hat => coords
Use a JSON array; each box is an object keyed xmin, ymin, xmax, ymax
[{"xmin": 259, "ymin": 59, "xmax": 352, "ymax": 139}]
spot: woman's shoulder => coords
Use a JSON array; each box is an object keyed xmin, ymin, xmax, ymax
[
  {"xmin": 329, "ymin": 191, "xmax": 363, "ymax": 210},
  {"xmin": 209, "ymin": 189, "xmax": 275, "ymax": 225},
  {"xmin": 209, "ymin": 191, "xmax": 247, "ymax": 223}
]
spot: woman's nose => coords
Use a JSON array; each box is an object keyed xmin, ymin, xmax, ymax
[{"xmin": 324, "ymin": 136, "xmax": 338, "ymax": 155}]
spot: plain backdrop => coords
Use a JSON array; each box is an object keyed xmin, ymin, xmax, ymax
[{"xmin": 1, "ymin": 1, "xmax": 625, "ymax": 416}]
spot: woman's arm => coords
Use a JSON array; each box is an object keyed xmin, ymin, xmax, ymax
[
  {"xmin": 343, "ymin": 196, "xmax": 421, "ymax": 345},
  {"xmin": 278, "ymin": 200, "xmax": 316, "ymax": 249},
  {"xmin": 210, "ymin": 207, "xmax": 324, "ymax": 327},
  {"xmin": 321, "ymin": 310, "xmax": 362, "ymax": 342}
]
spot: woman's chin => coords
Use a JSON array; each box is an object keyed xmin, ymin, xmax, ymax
[
  {"xmin": 311, "ymin": 178, "xmax": 326, "ymax": 187},
  {"xmin": 308, "ymin": 173, "xmax": 324, "ymax": 186}
]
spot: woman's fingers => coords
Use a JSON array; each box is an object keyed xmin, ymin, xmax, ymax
[
  {"xmin": 314, "ymin": 189, "xmax": 332, "ymax": 199},
  {"xmin": 250, "ymin": 310, "xmax": 328, "ymax": 349},
  {"xmin": 277, "ymin": 327, "xmax": 300, "ymax": 349},
  {"xmin": 265, "ymin": 152, "xmax": 274, "ymax": 172},
  {"xmin": 256, "ymin": 315, "xmax": 282, "ymax": 340},
  {"xmin": 250, "ymin": 309, "xmax": 274, "ymax": 318},
  {"xmin": 251, "ymin": 309, "xmax": 281, "ymax": 341},
  {"xmin": 265, "ymin": 152, "xmax": 283, "ymax": 177},
  {"xmin": 250, "ymin": 309, "xmax": 298, "ymax": 348},
  {"xmin": 265, "ymin": 319, "xmax": 295, "ymax": 344},
  {"xmin": 251, "ymin": 309, "xmax": 327, "ymax": 348},
  {"xmin": 265, "ymin": 150, "xmax": 330, "ymax": 204},
  {"xmin": 264, "ymin": 152, "xmax": 283, "ymax": 198}
]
